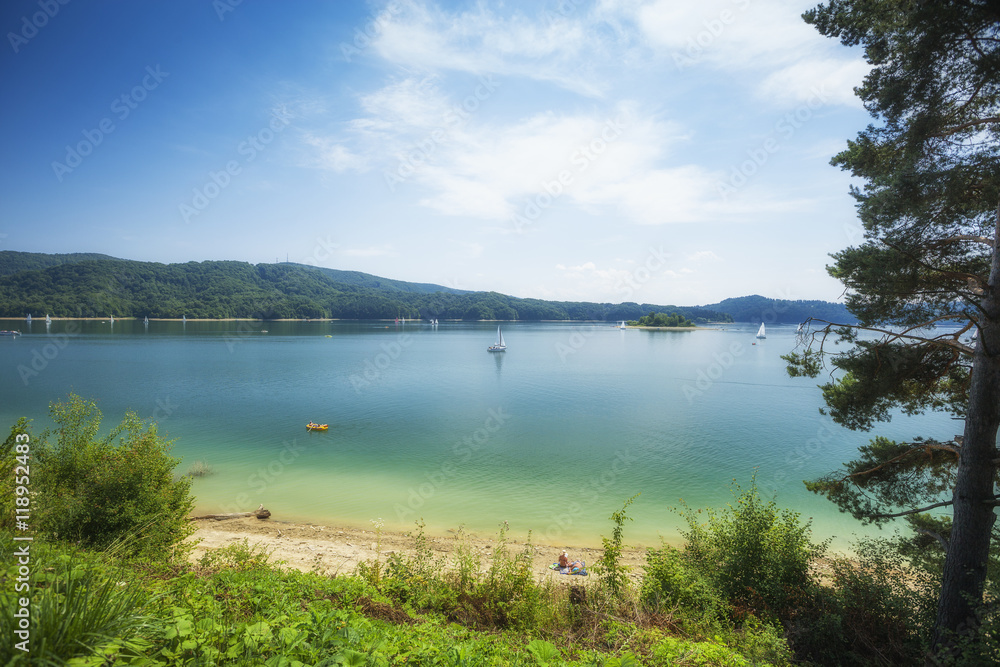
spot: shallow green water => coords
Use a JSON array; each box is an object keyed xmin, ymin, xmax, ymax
[{"xmin": 0, "ymin": 319, "xmax": 958, "ymax": 549}]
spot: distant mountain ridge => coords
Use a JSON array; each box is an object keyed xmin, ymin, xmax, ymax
[
  {"xmin": 0, "ymin": 250, "xmax": 119, "ymax": 276},
  {"xmin": 0, "ymin": 251, "xmax": 853, "ymax": 323}
]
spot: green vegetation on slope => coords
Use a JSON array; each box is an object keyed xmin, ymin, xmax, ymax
[
  {"xmin": 0, "ymin": 252, "xmax": 852, "ymax": 322},
  {"xmin": 0, "ymin": 250, "xmax": 119, "ymax": 277},
  {"xmin": 0, "ymin": 254, "xmax": 731, "ymax": 322},
  {"xmin": 5, "ymin": 395, "xmax": 992, "ymax": 665},
  {"xmin": 629, "ymin": 312, "xmax": 695, "ymax": 328}
]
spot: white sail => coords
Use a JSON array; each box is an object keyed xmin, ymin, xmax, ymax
[
  {"xmin": 756, "ymin": 323, "xmax": 766, "ymax": 339},
  {"xmin": 488, "ymin": 325, "xmax": 506, "ymax": 351},
  {"xmin": 619, "ymin": 320, "xmax": 626, "ymax": 329}
]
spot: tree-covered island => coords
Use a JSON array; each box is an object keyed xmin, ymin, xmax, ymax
[{"xmin": 628, "ymin": 311, "xmax": 696, "ymax": 328}]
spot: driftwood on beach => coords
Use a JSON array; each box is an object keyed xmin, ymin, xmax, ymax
[{"xmin": 190, "ymin": 504, "xmax": 271, "ymax": 521}]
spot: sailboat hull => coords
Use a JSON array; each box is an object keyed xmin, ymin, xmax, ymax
[{"xmin": 488, "ymin": 325, "xmax": 506, "ymax": 351}]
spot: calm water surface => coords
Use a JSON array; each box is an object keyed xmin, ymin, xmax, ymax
[{"xmin": 0, "ymin": 319, "xmax": 958, "ymax": 550}]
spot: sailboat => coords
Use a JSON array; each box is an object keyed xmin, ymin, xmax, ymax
[
  {"xmin": 619, "ymin": 320, "xmax": 627, "ymax": 330},
  {"xmin": 26, "ymin": 314, "xmax": 31, "ymax": 323},
  {"xmin": 488, "ymin": 326, "xmax": 506, "ymax": 352},
  {"xmin": 144, "ymin": 316, "xmax": 149, "ymax": 325},
  {"xmin": 45, "ymin": 314, "xmax": 51, "ymax": 325},
  {"xmin": 756, "ymin": 323, "xmax": 766, "ymax": 339}
]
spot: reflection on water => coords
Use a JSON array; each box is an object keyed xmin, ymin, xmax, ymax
[{"xmin": 0, "ymin": 319, "xmax": 959, "ymax": 549}]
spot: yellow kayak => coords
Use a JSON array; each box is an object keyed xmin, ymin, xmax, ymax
[{"xmin": 306, "ymin": 422, "xmax": 329, "ymax": 431}]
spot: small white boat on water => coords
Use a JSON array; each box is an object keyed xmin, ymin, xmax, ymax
[
  {"xmin": 619, "ymin": 320, "xmax": 627, "ymax": 329},
  {"xmin": 488, "ymin": 326, "xmax": 506, "ymax": 352},
  {"xmin": 46, "ymin": 314, "xmax": 52, "ymax": 325},
  {"xmin": 756, "ymin": 323, "xmax": 766, "ymax": 339}
]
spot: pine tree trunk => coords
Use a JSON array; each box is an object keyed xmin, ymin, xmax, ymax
[{"xmin": 931, "ymin": 202, "xmax": 1000, "ymax": 657}]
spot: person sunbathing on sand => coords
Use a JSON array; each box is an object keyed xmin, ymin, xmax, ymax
[{"xmin": 559, "ymin": 550, "xmax": 570, "ymax": 568}]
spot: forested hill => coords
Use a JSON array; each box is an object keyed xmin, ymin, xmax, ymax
[
  {"xmin": 0, "ymin": 250, "xmax": 119, "ymax": 276},
  {"xmin": 701, "ymin": 295, "xmax": 855, "ymax": 324},
  {"xmin": 0, "ymin": 252, "xmax": 850, "ymax": 322}
]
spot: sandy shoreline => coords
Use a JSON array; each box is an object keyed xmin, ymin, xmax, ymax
[{"xmin": 187, "ymin": 516, "xmax": 649, "ymax": 585}]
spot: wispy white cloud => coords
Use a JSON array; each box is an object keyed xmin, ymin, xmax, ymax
[
  {"xmin": 298, "ymin": 0, "xmax": 863, "ymax": 236},
  {"xmin": 688, "ymin": 250, "xmax": 721, "ymax": 262},
  {"xmin": 370, "ymin": 0, "xmax": 608, "ymax": 96},
  {"xmin": 343, "ymin": 245, "xmax": 398, "ymax": 258}
]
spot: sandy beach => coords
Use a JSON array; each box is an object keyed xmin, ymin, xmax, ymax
[{"xmin": 187, "ymin": 516, "xmax": 650, "ymax": 585}]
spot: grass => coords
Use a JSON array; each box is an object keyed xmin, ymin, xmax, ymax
[
  {"xmin": 186, "ymin": 460, "xmax": 214, "ymax": 477},
  {"xmin": 0, "ymin": 523, "xmax": 791, "ymax": 667}
]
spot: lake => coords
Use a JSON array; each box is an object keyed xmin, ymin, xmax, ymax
[{"xmin": 0, "ymin": 318, "xmax": 958, "ymax": 550}]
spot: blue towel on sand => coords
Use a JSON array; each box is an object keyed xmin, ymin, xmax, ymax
[{"xmin": 549, "ymin": 561, "xmax": 588, "ymax": 576}]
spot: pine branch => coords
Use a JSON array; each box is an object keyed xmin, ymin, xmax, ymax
[
  {"xmin": 925, "ymin": 235, "xmax": 995, "ymax": 248},
  {"xmin": 931, "ymin": 116, "xmax": 1000, "ymax": 138},
  {"xmin": 801, "ymin": 317, "xmax": 976, "ymax": 356},
  {"xmin": 874, "ymin": 499, "xmax": 954, "ymax": 520},
  {"xmin": 845, "ymin": 442, "xmax": 961, "ymax": 482},
  {"xmin": 913, "ymin": 526, "xmax": 949, "ymax": 552}
]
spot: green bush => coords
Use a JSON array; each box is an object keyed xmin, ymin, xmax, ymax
[
  {"xmin": 26, "ymin": 394, "xmax": 195, "ymax": 559},
  {"xmin": 593, "ymin": 494, "xmax": 639, "ymax": 600},
  {"xmin": 641, "ymin": 544, "xmax": 721, "ymax": 617},
  {"xmin": 0, "ymin": 537, "xmax": 155, "ymax": 665},
  {"xmin": 677, "ymin": 475, "xmax": 828, "ymax": 621},
  {"xmin": 0, "ymin": 417, "xmax": 31, "ymax": 532}
]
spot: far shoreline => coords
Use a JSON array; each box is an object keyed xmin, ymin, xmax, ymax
[{"xmin": 626, "ymin": 325, "xmax": 719, "ymax": 331}]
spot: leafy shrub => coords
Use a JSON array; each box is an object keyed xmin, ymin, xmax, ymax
[
  {"xmin": 677, "ymin": 475, "xmax": 828, "ymax": 620},
  {"xmin": 0, "ymin": 417, "xmax": 31, "ymax": 532},
  {"xmin": 785, "ymin": 537, "xmax": 933, "ymax": 665},
  {"xmin": 641, "ymin": 543, "xmax": 721, "ymax": 617},
  {"xmin": 28, "ymin": 394, "xmax": 196, "ymax": 559},
  {"xmin": 0, "ymin": 537, "xmax": 155, "ymax": 665},
  {"xmin": 593, "ymin": 494, "xmax": 639, "ymax": 600}
]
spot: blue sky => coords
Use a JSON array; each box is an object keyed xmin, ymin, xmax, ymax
[{"xmin": 1, "ymin": 0, "xmax": 871, "ymax": 305}]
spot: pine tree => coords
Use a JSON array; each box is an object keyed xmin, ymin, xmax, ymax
[{"xmin": 786, "ymin": 0, "xmax": 1000, "ymax": 657}]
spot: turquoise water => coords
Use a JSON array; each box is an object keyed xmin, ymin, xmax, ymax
[{"xmin": 0, "ymin": 319, "xmax": 958, "ymax": 550}]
